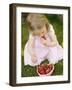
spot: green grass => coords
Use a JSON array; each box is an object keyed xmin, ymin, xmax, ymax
[
  {"xmin": 21, "ymin": 14, "xmax": 63, "ymax": 77},
  {"xmin": 21, "ymin": 59, "xmax": 63, "ymax": 77}
]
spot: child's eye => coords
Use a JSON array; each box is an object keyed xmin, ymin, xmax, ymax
[
  {"xmin": 30, "ymin": 26, "xmax": 34, "ymax": 31},
  {"xmin": 37, "ymin": 26, "xmax": 42, "ymax": 29},
  {"xmin": 41, "ymin": 31, "xmax": 44, "ymax": 34}
]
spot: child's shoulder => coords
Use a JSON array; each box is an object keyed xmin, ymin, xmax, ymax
[
  {"xmin": 49, "ymin": 24, "xmax": 53, "ymax": 28},
  {"xmin": 29, "ymin": 33, "xmax": 34, "ymax": 40}
]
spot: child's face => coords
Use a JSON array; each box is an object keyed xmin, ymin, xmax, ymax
[
  {"xmin": 38, "ymin": 26, "xmax": 47, "ymax": 37},
  {"xmin": 32, "ymin": 25, "xmax": 47, "ymax": 36}
]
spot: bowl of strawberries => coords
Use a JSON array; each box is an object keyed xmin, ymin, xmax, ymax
[{"xmin": 37, "ymin": 64, "xmax": 54, "ymax": 76}]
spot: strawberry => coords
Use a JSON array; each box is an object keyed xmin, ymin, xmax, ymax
[
  {"xmin": 39, "ymin": 69, "xmax": 45, "ymax": 75},
  {"xmin": 48, "ymin": 64, "xmax": 53, "ymax": 70},
  {"xmin": 38, "ymin": 65, "xmax": 46, "ymax": 74},
  {"xmin": 38, "ymin": 64, "xmax": 53, "ymax": 75},
  {"xmin": 46, "ymin": 68, "xmax": 51, "ymax": 74}
]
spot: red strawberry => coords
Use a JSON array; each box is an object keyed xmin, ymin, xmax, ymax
[
  {"xmin": 46, "ymin": 64, "xmax": 53, "ymax": 74},
  {"xmin": 39, "ymin": 69, "xmax": 45, "ymax": 75},
  {"xmin": 38, "ymin": 65, "xmax": 46, "ymax": 75},
  {"xmin": 46, "ymin": 68, "xmax": 51, "ymax": 74},
  {"xmin": 48, "ymin": 64, "xmax": 53, "ymax": 70}
]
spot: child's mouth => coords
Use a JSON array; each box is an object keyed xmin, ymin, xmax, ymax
[{"xmin": 41, "ymin": 36, "xmax": 46, "ymax": 40}]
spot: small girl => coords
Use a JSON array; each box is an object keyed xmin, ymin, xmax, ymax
[{"xmin": 24, "ymin": 13, "xmax": 63, "ymax": 66}]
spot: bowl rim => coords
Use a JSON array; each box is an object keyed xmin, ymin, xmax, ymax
[{"xmin": 37, "ymin": 64, "xmax": 54, "ymax": 76}]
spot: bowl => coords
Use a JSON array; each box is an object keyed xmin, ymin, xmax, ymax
[{"xmin": 37, "ymin": 64, "xmax": 54, "ymax": 76}]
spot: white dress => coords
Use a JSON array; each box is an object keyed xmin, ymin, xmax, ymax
[{"xmin": 24, "ymin": 24, "xmax": 63, "ymax": 66}]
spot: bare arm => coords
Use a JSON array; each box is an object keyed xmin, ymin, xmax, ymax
[
  {"xmin": 46, "ymin": 24, "xmax": 58, "ymax": 47},
  {"xmin": 46, "ymin": 38, "xmax": 58, "ymax": 47},
  {"xmin": 28, "ymin": 34, "xmax": 34, "ymax": 55},
  {"xmin": 40, "ymin": 37, "xmax": 58, "ymax": 47},
  {"xmin": 40, "ymin": 24, "xmax": 58, "ymax": 47},
  {"xmin": 28, "ymin": 34, "xmax": 37, "ymax": 63}
]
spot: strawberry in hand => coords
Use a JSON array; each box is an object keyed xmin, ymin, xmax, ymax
[
  {"xmin": 41, "ymin": 36, "xmax": 46, "ymax": 40},
  {"xmin": 40, "ymin": 35, "xmax": 48, "ymax": 46}
]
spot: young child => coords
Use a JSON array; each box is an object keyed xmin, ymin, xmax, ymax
[{"xmin": 24, "ymin": 13, "xmax": 63, "ymax": 66}]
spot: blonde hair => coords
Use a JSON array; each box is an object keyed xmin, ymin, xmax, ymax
[{"xmin": 26, "ymin": 13, "xmax": 50, "ymax": 34}]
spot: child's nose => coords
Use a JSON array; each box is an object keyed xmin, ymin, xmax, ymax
[
  {"xmin": 41, "ymin": 33, "xmax": 45, "ymax": 37},
  {"xmin": 42, "ymin": 31, "xmax": 45, "ymax": 35}
]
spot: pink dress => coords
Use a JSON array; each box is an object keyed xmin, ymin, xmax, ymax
[{"xmin": 24, "ymin": 24, "xmax": 63, "ymax": 66}]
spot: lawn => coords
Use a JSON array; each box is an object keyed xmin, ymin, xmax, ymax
[{"xmin": 21, "ymin": 14, "xmax": 63, "ymax": 77}]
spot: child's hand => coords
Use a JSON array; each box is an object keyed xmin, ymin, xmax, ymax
[
  {"xmin": 40, "ymin": 36, "xmax": 58, "ymax": 47},
  {"xmin": 31, "ymin": 54, "xmax": 37, "ymax": 63},
  {"xmin": 40, "ymin": 36, "xmax": 48, "ymax": 46}
]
